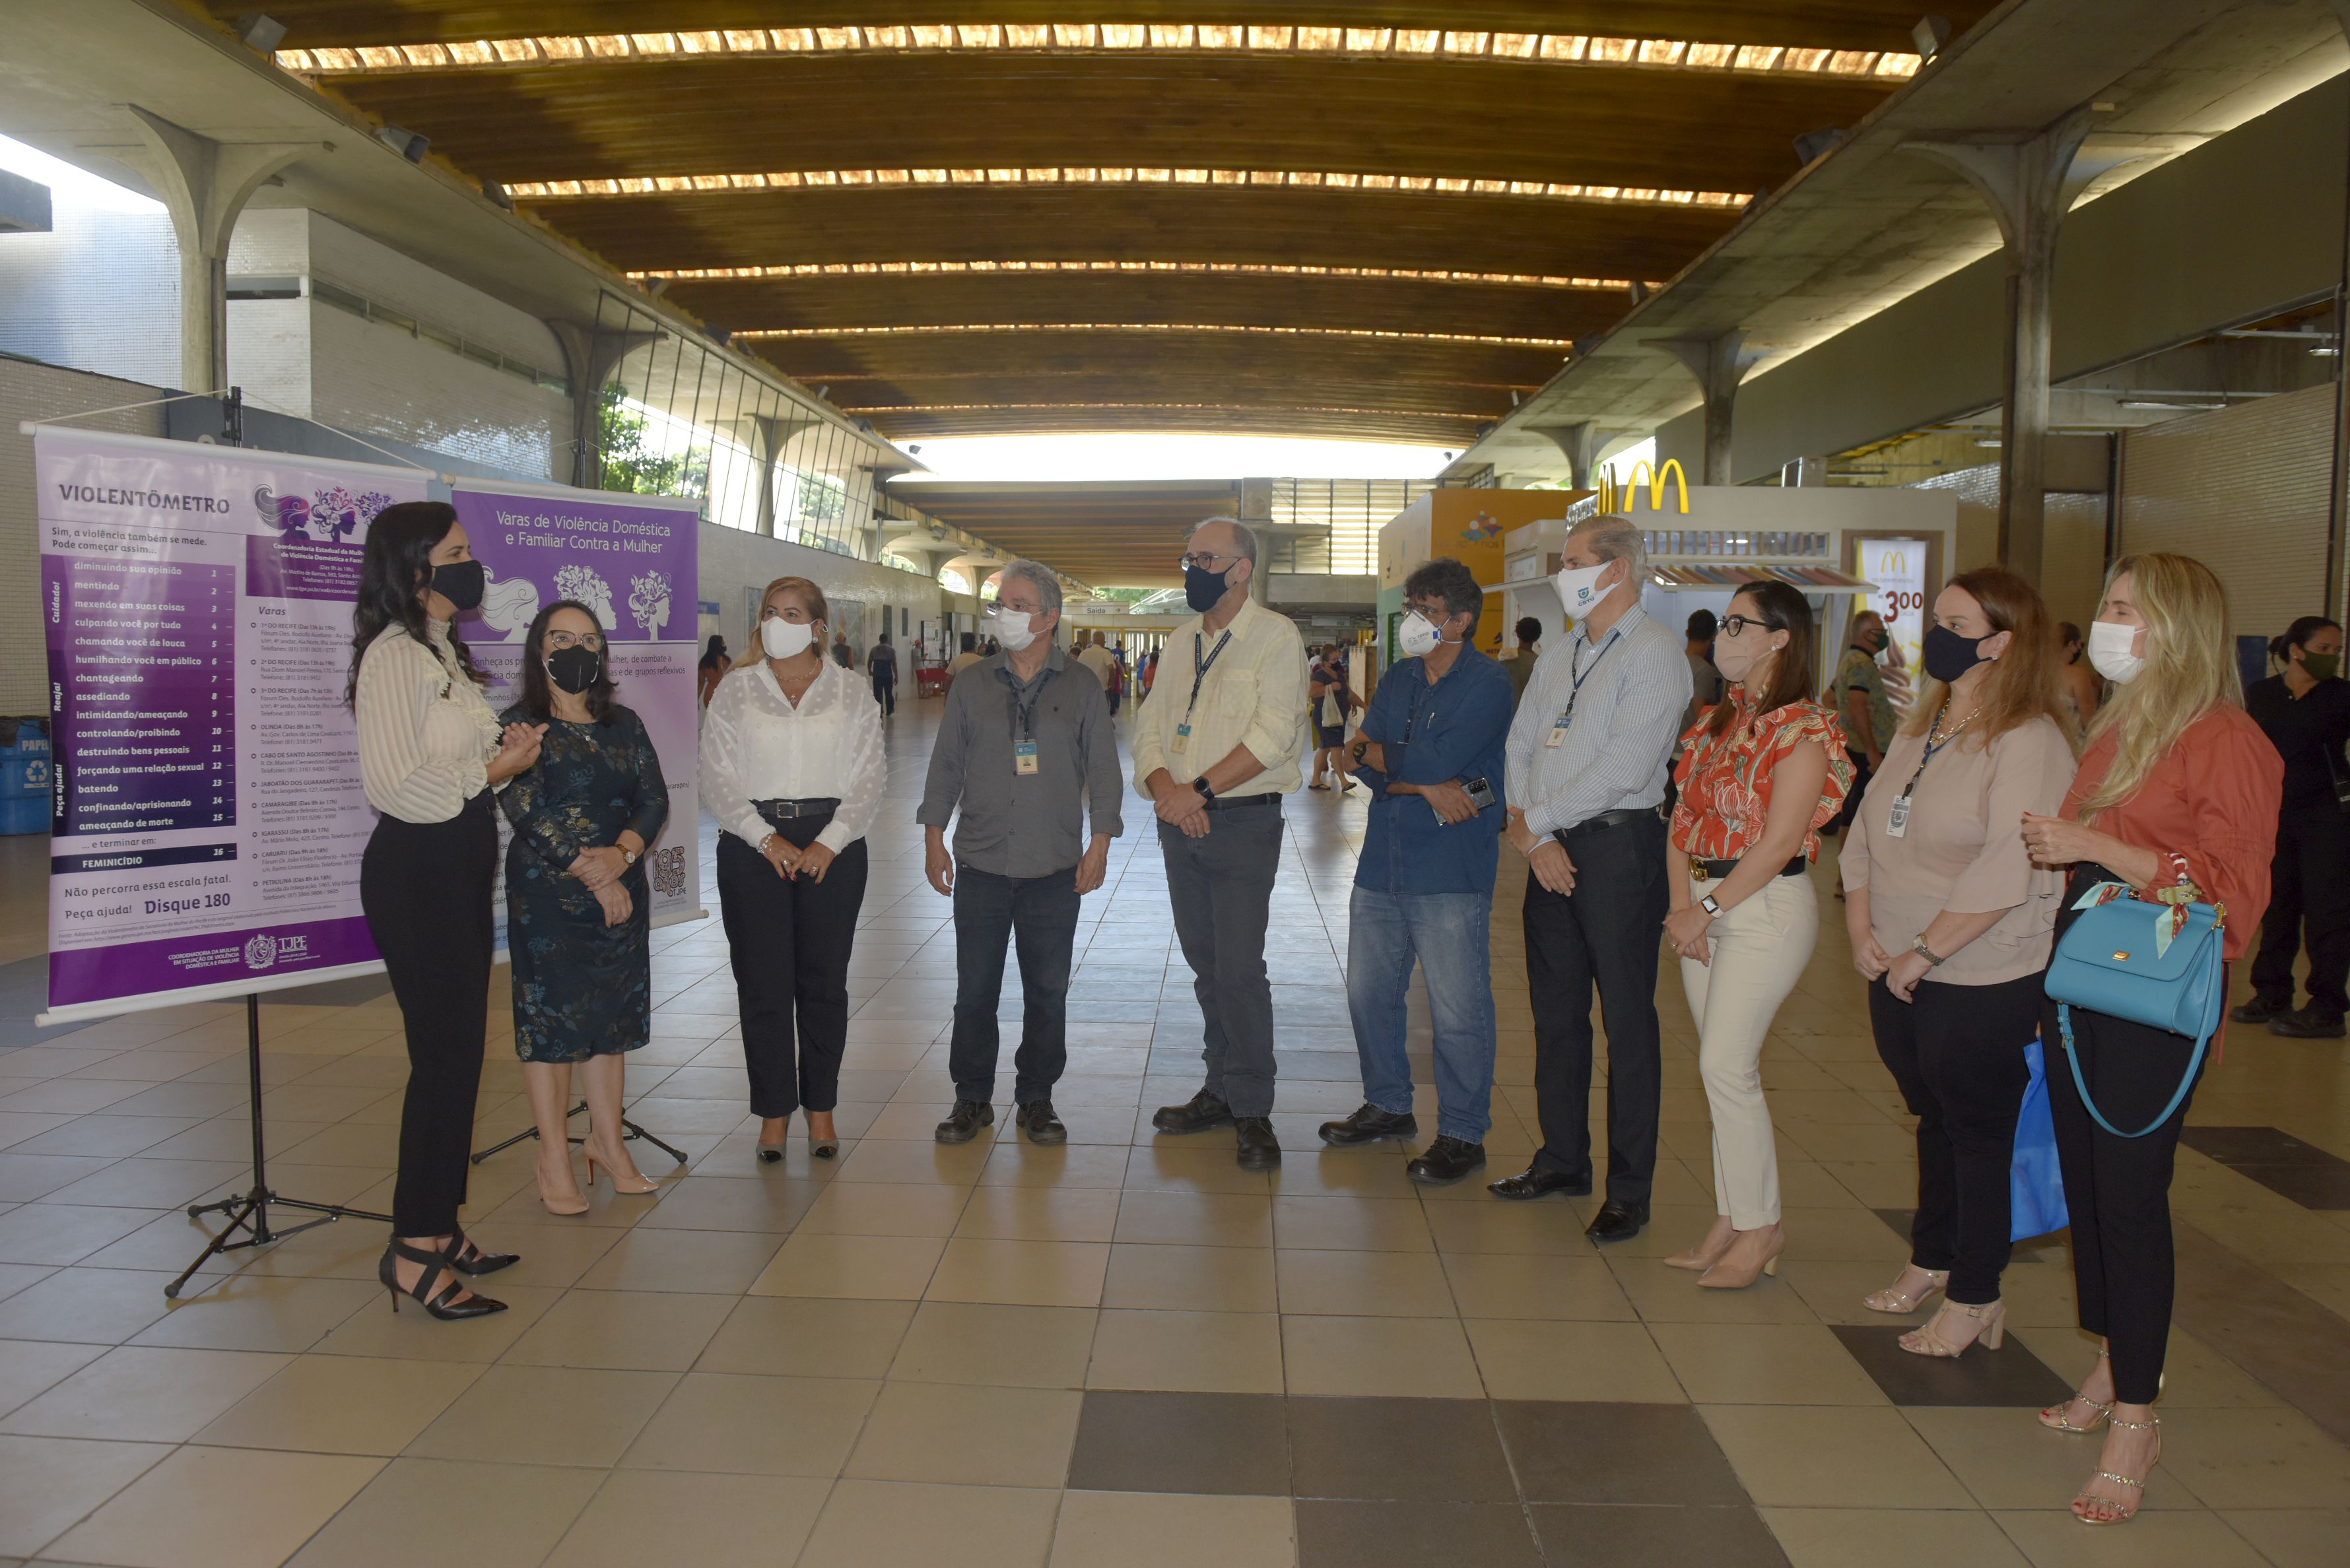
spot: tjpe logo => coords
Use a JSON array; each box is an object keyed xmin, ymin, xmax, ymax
[{"xmin": 243, "ymin": 934, "xmax": 277, "ymax": 971}]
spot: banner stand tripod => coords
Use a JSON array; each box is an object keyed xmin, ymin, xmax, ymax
[
  {"xmin": 471, "ymin": 1105, "xmax": 687, "ymax": 1167},
  {"xmin": 166, "ymin": 995, "xmax": 392, "ymax": 1299}
]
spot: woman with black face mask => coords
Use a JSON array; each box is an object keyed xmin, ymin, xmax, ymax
[
  {"xmin": 2236, "ymin": 615, "xmax": 2349, "ymax": 1037},
  {"xmin": 499, "ymin": 599, "xmax": 671, "ymax": 1212},
  {"xmin": 350, "ymin": 501, "xmax": 544, "ymax": 1319}
]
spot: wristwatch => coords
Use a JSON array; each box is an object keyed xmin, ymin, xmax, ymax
[
  {"xmin": 1912, "ymin": 935, "xmax": 1947, "ymax": 966},
  {"xmin": 1192, "ymin": 777, "xmax": 1217, "ymax": 804},
  {"xmin": 1698, "ymin": 894, "xmax": 1722, "ymax": 917},
  {"xmin": 621, "ymin": 847, "xmax": 639, "ymax": 866}
]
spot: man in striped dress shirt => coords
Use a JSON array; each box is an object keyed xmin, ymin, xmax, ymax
[{"xmin": 1491, "ymin": 515, "xmax": 1691, "ymax": 1245}]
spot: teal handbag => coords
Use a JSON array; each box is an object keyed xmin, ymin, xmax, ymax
[{"xmin": 2043, "ymin": 880, "xmax": 2225, "ymax": 1138}]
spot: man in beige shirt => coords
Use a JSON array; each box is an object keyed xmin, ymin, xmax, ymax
[
  {"xmin": 1076, "ymin": 630, "xmax": 1118, "ymax": 705},
  {"xmin": 1133, "ymin": 517, "xmax": 1309, "ymax": 1171}
]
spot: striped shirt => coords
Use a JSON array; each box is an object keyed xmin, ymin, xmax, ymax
[{"xmin": 1504, "ymin": 603, "xmax": 1690, "ymax": 837}]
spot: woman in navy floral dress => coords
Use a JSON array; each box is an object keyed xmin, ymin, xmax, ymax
[{"xmin": 499, "ymin": 599, "xmax": 669, "ymax": 1214}]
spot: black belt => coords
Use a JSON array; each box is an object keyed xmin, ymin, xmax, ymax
[
  {"xmin": 1202, "ymin": 793, "xmax": 1279, "ymax": 812},
  {"xmin": 1559, "ymin": 806, "xmax": 1660, "ymax": 842},
  {"xmin": 755, "ymin": 797, "xmax": 838, "ymax": 822},
  {"xmin": 1692, "ymin": 855, "xmax": 1806, "ymax": 882}
]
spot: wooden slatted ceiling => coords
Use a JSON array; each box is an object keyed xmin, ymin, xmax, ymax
[
  {"xmin": 208, "ymin": 2, "xmax": 1999, "ymax": 447},
  {"xmin": 222, "ymin": 4, "xmax": 2000, "ymax": 54}
]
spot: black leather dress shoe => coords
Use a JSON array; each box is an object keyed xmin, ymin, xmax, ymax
[
  {"xmin": 1487, "ymin": 1167, "xmax": 1592, "ymax": 1201},
  {"xmin": 1234, "ymin": 1117, "xmax": 1283, "ymax": 1171},
  {"xmin": 1407, "ymin": 1135, "xmax": 1487, "ymax": 1186},
  {"xmin": 934, "ymin": 1099, "xmax": 995, "ymax": 1144},
  {"xmin": 1014, "ymin": 1098, "xmax": 1068, "ymax": 1144},
  {"xmin": 1584, "ymin": 1198, "xmax": 1650, "ymax": 1243},
  {"xmin": 1153, "ymin": 1089, "xmax": 1236, "ymax": 1135},
  {"xmin": 2231, "ymin": 996, "xmax": 2291, "ymax": 1025},
  {"xmin": 1318, "ymin": 1103, "xmax": 1419, "ymax": 1147},
  {"xmin": 2270, "ymin": 1006, "xmax": 2347, "ymax": 1039}
]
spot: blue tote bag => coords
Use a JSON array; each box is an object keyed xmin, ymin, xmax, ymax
[{"xmin": 2009, "ymin": 1038, "xmax": 2068, "ymax": 1241}]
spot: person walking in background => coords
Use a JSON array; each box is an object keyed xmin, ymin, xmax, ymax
[
  {"xmin": 2236, "ymin": 615, "xmax": 2348, "ymax": 1038},
  {"xmin": 1829, "ymin": 610, "xmax": 1897, "ymax": 835},
  {"xmin": 703, "ymin": 576, "xmax": 887, "ymax": 1163},
  {"xmin": 1135, "ymin": 517, "xmax": 1310, "ymax": 1171},
  {"xmin": 350, "ymin": 500, "xmax": 539, "ymax": 1319},
  {"xmin": 2055, "ymin": 622, "xmax": 2102, "ymax": 733},
  {"xmin": 697, "ymin": 635, "xmax": 732, "ymax": 708},
  {"xmin": 1323, "ymin": 559, "xmax": 1513, "ymax": 1185},
  {"xmin": 1684, "ymin": 609, "xmax": 1724, "ymax": 731},
  {"xmin": 1077, "ymin": 629, "xmax": 1118, "ymax": 705},
  {"xmin": 1307, "ymin": 644, "xmax": 1364, "ymax": 792},
  {"xmin": 1664, "ymin": 582, "xmax": 1852, "ymax": 1287},
  {"xmin": 499, "ymin": 599, "xmax": 670, "ymax": 1214},
  {"xmin": 921, "ymin": 561, "xmax": 1124, "ymax": 1146},
  {"xmin": 947, "ymin": 630, "xmax": 983, "ymax": 688},
  {"xmin": 1505, "ymin": 616, "xmax": 1543, "ymax": 706},
  {"xmin": 1842, "ymin": 568, "xmax": 2076, "ymax": 1356},
  {"xmin": 1491, "ymin": 516, "xmax": 1689, "ymax": 1242},
  {"xmin": 867, "ymin": 628, "xmax": 900, "ymax": 717},
  {"xmin": 830, "ymin": 629, "xmax": 856, "ymax": 669},
  {"xmin": 2018, "ymin": 554, "xmax": 2281, "ymax": 1525}
]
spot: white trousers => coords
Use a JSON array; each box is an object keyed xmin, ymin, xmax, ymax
[{"xmin": 1679, "ymin": 871, "xmax": 1818, "ymax": 1229}]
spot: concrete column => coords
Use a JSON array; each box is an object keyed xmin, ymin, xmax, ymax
[
  {"xmin": 108, "ymin": 109, "xmax": 316, "ymax": 393},
  {"xmin": 2328, "ymin": 3, "xmax": 2350, "ymax": 620},
  {"xmin": 547, "ymin": 323, "xmax": 665, "ymax": 489},
  {"xmin": 1906, "ymin": 111, "xmax": 2143, "ymax": 582},
  {"xmin": 1526, "ymin": 422, "xmax": 1605, "ymax": 490},
  {"xmin": 1651, "ymin": 331, "xmax": 1757, "ymax": 486},
  {"xmin": 740, "ymin": 413, "xmax": 818, "ymax": 537}
]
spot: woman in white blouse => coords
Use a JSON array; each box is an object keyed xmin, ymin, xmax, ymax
[
  {"xmin": 702, "ymin": 575, "xmax": 887, "ymax": 1161},
  {"xmin": 349, "ymin": 502, "xmax": 543, "ymax": 1321}
]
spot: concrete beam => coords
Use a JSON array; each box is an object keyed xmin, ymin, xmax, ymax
[
  {"xmin": 547, "ymin": 322, "xmax": 663, "ymax": 490},
  {"xmin": 1650, "ymin": 332, "xmax": 1758, "ymax": 485},
  {"xmin": 1906, "ymin": 110, "xmax": 2146, "ymax": 581},
  {"xmin": 1526, "ymin": 422, "xmax": 1609, "ymax": 489},
  {"xmin": 104, "ymin": 109, "xmax": 318, "ymax": 393}
]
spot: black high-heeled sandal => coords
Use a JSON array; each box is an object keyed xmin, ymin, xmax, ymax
[
  {"xmin": 380, "ymin": 1239, "xmax": 508, "ymax": 1320},
  {"xmin": 442, "ymin": 1225, "xmax": 520, "ymax": 1277}
]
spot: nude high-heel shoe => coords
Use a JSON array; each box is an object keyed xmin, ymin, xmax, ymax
[
  {"xmin": 1662, "ymin": 1215, "xmax": 1737, "ymax": 1272},
  {"xmin": 536, "ymin": 1154, "xmax": 589, "ymax": 1217},
  {"xmin": 584, "ymin": 1142, "xmax": 659, "ymax": 1195},
  {"xmin": 1899, "ymin": 1298, "xmax": 2005, "ymax": 1357},
  {"xmin": 1695, "ymin": 1224, "xmax": 1784, "ymax": 1290}
]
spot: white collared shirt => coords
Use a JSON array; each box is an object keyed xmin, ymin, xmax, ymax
[
  {"xmin": 354, "ymin": 620, "xmax": 504, "ymax": 824},
  {"xmin": 700, "ymin": 657, "xmax": 886, "ymax": 853},
  {"xmin": 1129, "ymin": 597, "xmax": 1309, "ymax": 799}
]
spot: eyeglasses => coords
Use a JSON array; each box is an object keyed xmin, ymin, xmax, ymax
[
  {"xmin": 1719, "ymin": 614, "xmax": 1764, "ymax": 637},
  {"xmin": 545, "ymin": 631, "xmax": 605, "ymax": 651},
  {"xmin": 1178, "ymin": 552, "xmax": 1240, "ymax": 572}
]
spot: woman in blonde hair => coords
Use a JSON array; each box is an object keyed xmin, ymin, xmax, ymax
[
  {"xmin": 702, "ymin": 575, "xmax": 885, "ymax": 1162},
  {"xmin": 2017, "ymin": 554, "xmax": 2282, "ymax": 1525},
  {"xmin": 1843, "ymin": 568, "xmax": 2077, "ymax": 1356}
]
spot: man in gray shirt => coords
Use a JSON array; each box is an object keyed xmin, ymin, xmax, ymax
[{"xmin": 920, "ymin": 559, "xmax": 1125, "ymax": 1147}]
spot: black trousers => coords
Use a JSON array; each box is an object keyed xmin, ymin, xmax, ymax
[
  {"xmin": 871, "ymin": 672, "xmax": 896, "ymax": 717},
  {"xmin": 360, "ymin": 791, "xmax": 496, "ymax": 1237},
  {"xmin": 1869, "ymin": 971, "xmax": 2037, "ymax": 1304},
  {"xmin": 949, "ymin": 862, "xmax": 1081, "ymax": 1103},
  {"xmin": 1161, "ymin": 804, "xmax": 1284, "ymax": 1118},
  {"xmin": 2040, "ymin": 882, "xmax": 2212, "ymax": 1405},
  {"xmin": 716, "ymin": 817, "xmax": 869, "ymax": 1117},
  {"xmin": 1523, "ymin": 812, "xmax": 1668, "ymax": 1205},
  {"xmin": 2249, "ymin": 804, "xmax": 2350, "ymax": 1016},
  {"xmin": 1830, "ymin": 753, "xmax": 1875, "ymax": 837}
]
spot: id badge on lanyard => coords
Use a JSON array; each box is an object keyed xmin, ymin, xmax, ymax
[
  {"xmin": 1170, "ymin": 721, "xmax": 1190, "ymax": 756},
  {"xmin": 1545, "ymin": 632, "xmax": 1616, "ymax": 748},
  {"xmin": 1015, "ymin": 740, "xmax": 1040, "ymax": 775},
  {"xmin": 1885, "ymin": 792, "xmax": 1911, "ymax": 838}
]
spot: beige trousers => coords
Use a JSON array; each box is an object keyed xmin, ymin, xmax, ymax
[{"xmin": 1679, "ymin": 871, "xmax": 1818, "ymax": 1229}]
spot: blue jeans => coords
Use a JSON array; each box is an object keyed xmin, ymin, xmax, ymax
[
  {"xmin": 1346, "ymin": 886, "xmax": 1496, "ymax": 1142},
  {"xmin": 949, "ymin": 863, "xmax": 1080, "ymax": 1103}
]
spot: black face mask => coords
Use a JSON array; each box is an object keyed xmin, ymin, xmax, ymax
[
  {"xmin": 1922, "ymin": 623, "xmax": 1990, "ymax": 684},
  {"xmin": 430, "ymin": 558, "xmax": 485, "ymax": 612},
  {"xmin": 546, "ymin": 645, "xmax": 602, "ymax": 694},
  {"xmin": 1184, "ymin": 562, "xmax": 1232, "ymax": 613}
]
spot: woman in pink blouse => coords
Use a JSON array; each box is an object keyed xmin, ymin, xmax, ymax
[{"xmin": 1842, "ymin": 568, "xmax": 2077, "ymax": 1357}]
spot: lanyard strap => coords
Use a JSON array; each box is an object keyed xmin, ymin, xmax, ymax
[
  {"xmin": 1895, "ymin": 707, "xmax": 1979, "ymax": 804},
  {"xmin": 1184, "ymin": 630, "xmax": 1234, "ymax": 722},
  {"xmin": 1557, "ymin": 628, "xmax": 1620, "ymax": 726}
]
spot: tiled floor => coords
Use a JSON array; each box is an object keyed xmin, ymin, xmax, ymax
[{"xmin": 2, "ymin": 698, "xmax": 2349, "ymax": 1566}]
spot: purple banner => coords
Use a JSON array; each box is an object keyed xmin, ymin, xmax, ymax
[
  {"xmin": 245, "ymin": 535, "xmax": 365, "ymax": 602},
  {"xmin": 48, "ymin": 915, "xmax": 379, "ymax": 1011}
]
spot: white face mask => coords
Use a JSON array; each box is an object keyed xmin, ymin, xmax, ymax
[
  {"xmin": 1397, "ymin": 611, "xmax": 1445, "ymax": 659},
  {"xmin": 989, "ymin": 606, "xmax": 1040, "ymax": 651},
  {"xmin": 761, "ymin": 616, "xmax": 815, "ymax": 660},
  {"xmin": 2087, "ymin": 619, "xmax": 2145, "ymax": 684},
  {"xmin": 1553, "ymin": 560, "xmax": 1613, "ymax": 619}
]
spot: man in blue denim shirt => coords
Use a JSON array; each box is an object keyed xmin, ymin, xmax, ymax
[{"xmin": 1325, "ymin": 558, "xmax": 1514, "ymax": 1185}]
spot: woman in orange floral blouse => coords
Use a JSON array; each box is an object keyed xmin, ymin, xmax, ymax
[{"xmin": 1663, "ymin": 581, "xmax": 1854, "ymax": 1288}]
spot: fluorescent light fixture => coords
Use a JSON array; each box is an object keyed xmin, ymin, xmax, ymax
[
  {"xmin": 736, "ymin": 322, "xmax": 1574, "ymax": 348},
  {"xmin": 632, "ymin": 260, "xmax": 1652, "ymax": 291}
]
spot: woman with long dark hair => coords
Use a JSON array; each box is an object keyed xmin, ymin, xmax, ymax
[
  {"xmin": 1662, "ymin": 581, "xmax": 1852, "ymax": 1288},
  {"xmin": 2019, "ymin": 554, "xmax": 2283, "ymax": 1523},
  {"xmin": 2236, "ymin": 614, "xmax": 2348, "ymax": 1037},
  {"xmin": 701, "ymin": 575, "xmax": 885, "ymax": 1161},
  {"xmin": 350, "ymin": 500, "xmax": 542, "ymax": 1319},
  {"xmin": 500, "ymin": 599, "xmax": 670, "ymax": 1213},
  {"xmin": 697, "ymin": 635, "xmax": 732, "ymax": 708},
  {"xmin": 1844, "ymin": 568, "xmax": 2077, "ymax": 1356}
]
